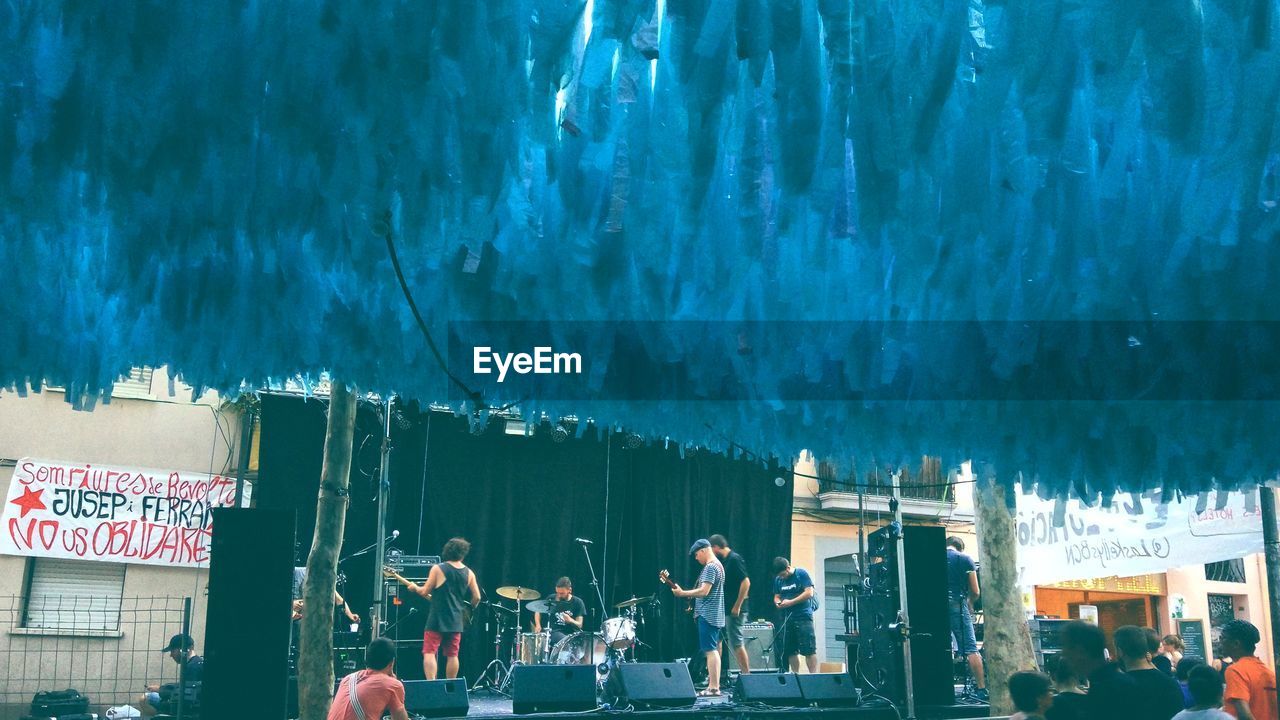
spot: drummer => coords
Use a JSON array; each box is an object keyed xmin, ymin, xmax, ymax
[{"xmin": 532, "ymin": 577, "xmax": 586, "ymax": 647}]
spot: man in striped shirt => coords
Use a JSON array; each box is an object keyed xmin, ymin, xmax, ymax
[{"xmin": 670, "ymin": 538, "xmax": 726, "ymax": 697}]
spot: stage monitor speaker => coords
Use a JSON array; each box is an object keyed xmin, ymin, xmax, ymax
[
  {"xmin": 734, "ymin": 672, "xmax": 804, "ymax": 706},
  {"xmin": 203, "ymin": 509, "xmax": 294, "ymax": 720},
  {"xmin": 616, "ymin": 663, "xmax": 695, "ymax": 708},
  {"xmin": 798, "ymin": 672, "xmax": 861, "ymax": 707},
  {"xmin": 731, "ymin": 622, "xmax": 777, "ymax": 672},
  {"xmin": 403, "ymin": 679, "xmax": 470, "ymax": 718},
  {"xmin": 512, "ymin": 665, "xmax": 597, "ymax": 714}
]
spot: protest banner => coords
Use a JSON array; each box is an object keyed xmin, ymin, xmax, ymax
[{"xmin": 1, "ymin": 457, "xmax": 243, "ymax": 567}]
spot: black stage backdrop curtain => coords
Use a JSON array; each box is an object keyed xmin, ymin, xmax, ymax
[{"xmin": 257, "ymin": 394, "xmax": 794, "ymax": 681}]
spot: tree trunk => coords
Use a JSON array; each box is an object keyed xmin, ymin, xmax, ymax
[
  {"xmin": 974, "ymin": 465, "xmax": 1038, "ymax": 716},
  {"xmin": 299, "ymin": 382, "xmax": 358, "ymax": 720}
]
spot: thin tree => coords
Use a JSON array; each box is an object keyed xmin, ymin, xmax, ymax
[{"xmin": 298, "ymin": 382, "xmax": 358, "ymax": 720}]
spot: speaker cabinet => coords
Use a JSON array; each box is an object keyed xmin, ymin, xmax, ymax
[
  {"xmin": 616, "ymin": 663, "xmax": 695, "ymax": 708},
  {"xmin": 403, "ymin": 679, "xmax": 470, "ymax": 718},
  {"xmin": 798, "ymin": 673, "xmax": 861, "ymax": 706},
  {"xmin": 734, "ymin": 672, "xmax": 804, "ymax": 706},
  {"xmin": 729, "ymin": 622, "xmax": 778, "ymax": 672},
  {"xmin": 512, "ymin": 665, "xmax": 597, "ymax": 713},
  {"xmin": 204, "ymin": 509, "xmax": 294, "ymax": 720}
]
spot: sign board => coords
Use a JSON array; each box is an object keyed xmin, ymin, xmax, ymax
[
  {"xmin": 1016, "ymin": 485, "xmax": 1264, "ymax": 585},
  {"xmin": 1077, "ymin": 605, "xmax": 1099, "ymax": 625},
  {"xmin": 1, "ymin": 457, "xmax": 243, "ymax": 568},
  {"xmin": 1178, "ymin": 618, "xmax": 1208, "ymax": 662}
]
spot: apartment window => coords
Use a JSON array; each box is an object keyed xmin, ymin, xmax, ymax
[
  {"xmin": 44, "ymin": 366, "xmax": 154, "ymax": 399},
  {"xmin": 23, "ymin": 558, "xmax": 126, "ymax": 631},
  {"xmin": 109, "ymin": 366, "xmax": 155, "ymax": 399},
  {"xmin": 1204, "ymin": 559, "xmax": 1246, "ymax": 583}
]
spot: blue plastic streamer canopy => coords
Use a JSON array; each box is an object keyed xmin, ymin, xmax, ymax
[{"xmin": 2, "ymin": 1, "xmax": 1279, "ymax": 497}]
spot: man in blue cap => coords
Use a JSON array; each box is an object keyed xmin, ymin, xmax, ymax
[{"xmin": 668, "ymin": 538, "xmax": 726, "ymax": 697}]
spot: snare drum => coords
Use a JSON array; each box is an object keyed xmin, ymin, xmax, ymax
[
  {"xmin": 518, "ymin": 631, "xmax": 550, "ymax": 664},
  {"xmin": 600, "ymin": 616, "xmax": 636, "ymax": 649}
]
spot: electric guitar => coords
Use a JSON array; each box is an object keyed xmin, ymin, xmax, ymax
[
  {"xmin": 383, "ymin": 566, "xmax": 474, "ymax": 625},
  {"xmin": 657, "ymin": 569, "xmax": 694, "ymax": 614}
]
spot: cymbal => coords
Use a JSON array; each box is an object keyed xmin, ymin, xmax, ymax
[
  {"xmin": 615, "ymin": 595, "xmax": 654, "ymax": 609},
  {"xmin": 525, "ymin": 599, "xmax": 553, "ymax": 614},
  {"xmin": 496, "ymin": 585, "xmax": 541, "ymax": 601}
]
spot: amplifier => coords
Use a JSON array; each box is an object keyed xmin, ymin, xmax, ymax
[
  {"xmin": 730, "ymin": 621, "xmax": 777, "ymax": 672},
  {"xmin": 386, "ymin": 555, "xmax": 440, "ymax": 571}
]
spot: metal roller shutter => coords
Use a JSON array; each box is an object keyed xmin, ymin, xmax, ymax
[{"xmin": 24, "ymin": 558, "xmax": 126, "ymax": 631}]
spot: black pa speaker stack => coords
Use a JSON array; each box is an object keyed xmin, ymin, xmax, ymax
[
  {"xmin": 204, "ymin": 509, "xmax": 294, "ymax": 720},
  {"xmin": 851, "ymin": 523, "xmax": 952, "ymax": 707}
]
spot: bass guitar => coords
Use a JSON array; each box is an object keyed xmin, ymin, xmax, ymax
[{"xmin": 657, "ymin": 569, "xmax": 694, "ymax": 614}]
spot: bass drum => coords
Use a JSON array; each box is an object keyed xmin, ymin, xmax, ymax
[{"xmin": 549, "ymin": 631, "xmax": 608, "ymax": 679}]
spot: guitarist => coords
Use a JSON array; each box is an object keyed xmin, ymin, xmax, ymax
[
  {"xmin": 772, "ymin": 557, "xmax": 818, "ymax": 673},
  {"xmin": 665, "ymin": 539, "xmax": 727, "ymax": 697},
  {"xmin": 390, "ymin": 537, "xmax": 481, "ymax": 680}
]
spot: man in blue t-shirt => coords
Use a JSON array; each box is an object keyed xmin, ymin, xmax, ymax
[
  {"xmin": 946, "ymin": 536, "xmax": 986, "ymax": 700},
  {"xmin": 772, "ymin": 557, "xmax": 818, "ymax": 673}
]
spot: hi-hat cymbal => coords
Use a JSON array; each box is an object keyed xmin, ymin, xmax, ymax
[
  {"xmin": 615, "ymin": 595, "xmax": 654, "ymax": 609},
  {"xmin": 496, "ymin": 585, "xmax": 541, "ymax": 601},
  {"xmin": 525, "ymin": 599, "xmax": 553, "ymax": 614}
]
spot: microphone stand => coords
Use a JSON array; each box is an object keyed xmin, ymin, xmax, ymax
[
  {"xmin": 578, "ymin": 541, "xmax": 607, "ymax": 666},
  {"xmin": 383, "ymin": 607, "xmax": 418, "ymax": 635},
  {"xmin": 341, "ymin": 533, "xmax": 397, "ymax": 563},
  {"xmin": 763, "ymin": 608, "xmax": 797, "ymax": 672}
]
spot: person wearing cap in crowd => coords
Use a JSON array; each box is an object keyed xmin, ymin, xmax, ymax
[
  {"xmin": 138, "ymin": 633, "xmax": 204, "ymax": 716},
  {"xmin": 666, "ymin": 539, "xmax": 726, "ymax": 697},
  {"xmin": 1219, "ymin": 619, "xmax": 1278, "ymax": 720},
  {"xmin": 772, "ymin": 556, "xmax": 818, "ymax": 673}
]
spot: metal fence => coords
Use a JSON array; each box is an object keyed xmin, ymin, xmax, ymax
[{"xmin": 0, "ymin": 596, "xmax": 192, "ymax": 720}]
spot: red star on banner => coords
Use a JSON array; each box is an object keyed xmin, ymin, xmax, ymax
[{"xmin": 9, "ymin": 486, "xmax": 47, "ymax": 518}]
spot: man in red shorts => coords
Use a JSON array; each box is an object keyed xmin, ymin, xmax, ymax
[{"xmin": 395, "ymin": 537, "xmax": 481, "ymax": 680}]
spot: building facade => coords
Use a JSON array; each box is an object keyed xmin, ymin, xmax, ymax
[
  {"xmin": 0, "ymin": 368, "xmax": 247, "ymax": 719},
  {"xmin": 789, "ymin": 455, "xmax": 1275, "ymax": 672}
]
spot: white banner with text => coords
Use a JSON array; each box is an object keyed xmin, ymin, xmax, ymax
[
  {"xmin": 1016, "ymin": 485, "xmax": 1264, "ymax": 585},
  {"xmin": 2, "ymin": 457, "xmax": 242, "ymax": 567}
]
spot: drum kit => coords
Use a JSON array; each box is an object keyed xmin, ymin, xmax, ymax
[{"xmin": 472, "ymin": 584, "xmax": 660, "ymax": 695}]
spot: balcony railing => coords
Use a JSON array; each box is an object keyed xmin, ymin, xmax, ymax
[{"xmin": 816, "ymin": 457, "xmax": 954, "ymax": 503}]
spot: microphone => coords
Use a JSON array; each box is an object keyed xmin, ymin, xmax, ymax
[
  {"xmin": 575, "ymin": 537, "xmax": 594, "ymax": 545},
  {"xmin": 391, "ymin": 530, "xmax": 400, "ymax": 540}
]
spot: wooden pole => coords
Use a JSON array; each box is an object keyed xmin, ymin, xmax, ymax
[
  {"xmin": 974, "ymin": 465, "xmax": 1038, "ymax": 716},
  {"xmin": 298, "ymin": 382, "xmax": 358, "ymax": 720}
]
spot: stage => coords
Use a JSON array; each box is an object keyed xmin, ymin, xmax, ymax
[
  {"xmin": 414, "ymin": 688, "xmax": 989, "ymax": 720},
  {"xmin": 461, "ymin": 692, "xmax": 902, "ymax": 720}
]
